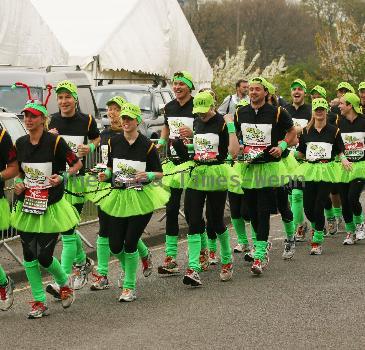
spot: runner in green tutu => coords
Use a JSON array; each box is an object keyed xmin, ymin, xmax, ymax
[
  {"xmin": 0, "ymin": 127, "xmax": 18, "ymax": 311},
  {"xmin": 97, "ymin": 103, "xmax": 169, "ymax": 302},
  {"xmin": 294, "ymin": 98, "xmax": 351, "ymax": 255},
  {"xmin": 11, "ymin": 83, "xmax": 82, "ymax": 318}
]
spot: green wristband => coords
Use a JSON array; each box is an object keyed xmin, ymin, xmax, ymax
[
  {"xmin": 89, "ymin": 143, "xmax": 96, "ymax": 153},
  {"xmin": 293, "ymin": 150, "xmax": 299, "ymax": 159},
  {"xmin": 278, "ymin": 141, "xmax": 288, "ymax": 151},
  {"xmin": 187, "ymin": 144, "xmax": 195, "ymax": 152},
  {"xmin": 158, "ymin": 138, "xmax": 166, "ymax": 146},
  {"xmin": 147, "ymin": 172, "xmax": 156, "ymax": 181},
  {"xmin": 15, "ymin": 178, "xmax": 24, "ymax": 184},
  {"xmin": 104, "ymin": 168, "xmax": 112, "ymax": 180},
  {"xmin": 227, "ymin": 122, "xmax": 236, "ymax": 134}
]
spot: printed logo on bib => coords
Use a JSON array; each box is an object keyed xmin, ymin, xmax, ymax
[
  {"xmin": 306, "ymin": 142, "xmax": 332, "ymax": 161},
  {"xmin": 61, "ymin": 135, "xmax": 84, "ymax": 157},
  {"xmin": 193, "ymin": 133, "xmax": 219, "ymax": 161},
  {"xmin": 241, "ymin": 123, "xmax": 272, "ymax": 161},
  {"xmin": 112, "ymin": 159, "xmax": 146, "ymax": 189},
  {"xmin": 22, "ymin": 162, "xmax": 52, "ymax": 189},
  {"xmin": 101, "ymin": 145, "xmax": 108, "ymax": 165},
  {"xmin": 22, "ymin": 188, "xmax": 49, "ymax": 215},
  {"xmin": 293, "ymin": 118, "xmax": 308, "ymax": 128},
  {"xmin": 168, "ymin": 117, "xmax": 194, "ymax": 139},
  {"xmin": 341, "ymin": 132, "xmax": 365, "ymax": 161}
]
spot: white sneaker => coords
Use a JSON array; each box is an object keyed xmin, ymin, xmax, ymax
[
  {"xmin": 233, "ymin": 243, "xmax": 250, "ymax": 253},
  {"xmin": 310, "ymin": 243, "xmax": 322, "ymax": 255},
  {"xmin": 118, "ymin": 288, "xmax": 137, "ymax": 302},
  {"xmin": 355, "ymin": 224, "xmax": 365, "ymax": 240},
  {"xmin": 0, "ymin": 277, "xmax": 15, "ymax": 311},
  {"xmin": 295, "ymin": 222, "xmax": 308, "ymax": 242},
  {"xmin": 73, "ymin": 257, "xmax": 94, "ymax": 290},
  {"xmin": 282, "ymin": 239, "xmax": 295, "ymax": 260},
  {"xmin": 60, "ymin": 276, "xmax": 75, "ymax": 309},
  {"xmin": 343, "ymin": 233, "xmax": 356, "ymax": 245}
]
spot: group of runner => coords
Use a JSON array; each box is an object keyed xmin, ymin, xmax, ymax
[{"xmin": 0, "ymin": 72, "xmax": 364, "ymax": 319}]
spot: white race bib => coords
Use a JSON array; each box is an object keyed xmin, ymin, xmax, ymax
[
  {"xmin": 306, "ymin": 142, "xmax": 332, "ymax": 161},
  {"xmin": 241, "ymin": 123, "xmax": 272, "ymax": 146},
  {"xmin": 61, "ymin": 135, "xmax": 84, "ymax": 157},
  {"xmin": 341, "ymin": 132, "xmax": 365, "ymax": 161},
  {"xmin": 293, "ymin": 118, "xmax": 308, "ymax": 129},
  {"xmin": 101, "ymin": 145, "xmax": 108, "ymax": 165},
  {"xmin": 168, "ymin": 117, "xmax": 194, "ymax": 139},
  {"xmin": 193, "ymin": 133, "xmax": 219, "ymax": 155},
  {"xmin": 112, "ymin": 158, "xmax": 146, "ymax": 182},
  {"xmin": 22, "ymin": 162, "xmax": 52, "ymax": 189}
]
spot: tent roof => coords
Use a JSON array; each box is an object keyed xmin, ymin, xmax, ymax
[{"xmin": 0, "ymin": 0, "xmax": 68, "ymax": 66}]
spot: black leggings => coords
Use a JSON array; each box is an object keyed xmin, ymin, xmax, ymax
[
  {"xmin": 184, "ymin": 189, "xmax": 227, "ymax": 235},
  {"xmin": 19, "ymin": 231, "xmax": 59, "ymax": 268},
  {"xmin": 338, "ymin": 179, "xmax": 365, "ymax": 223},
  {"xmin": 228, "ymin": 191, "xmax": 250, "ymax": 220},
  {"xmin": 303, "ymin": 181, "xmax": 332, "ymax": 231},
  {"xmin": 97, "ymin": 207, "xmax": 109, "ymax": 238},
  {"xmin": 107, "ymin": 212, "xmax": 152, "ymax": 254},
  {"xmin": 276, "ymin": 187, "xmax": 293, "ymax": 223},
  {"xmin": 165, "ymin": 188, "xmax": 184, "ymax": 236}
]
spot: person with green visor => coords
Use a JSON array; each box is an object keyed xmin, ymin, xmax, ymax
[
  {"xmin": 96, "ymin": 103, "xmax": 169, "ymax": 301},
  {"xmin": 232, "ymin": 76, "xmax": 296, "ymax": 274},
  {"xmin": 157, "ymin": 71, "xmax": 196, "ymax": 276},
  {"xmin": 46, "ymin": 80, "xmax": 100, "ymax": 298},
  {"xmin": 358, "ymin": 82, "xmax": 365, "ymax": 111},
  {"xmin": 294, "ymin": 98, "xmax": 351, "ymax": 255},
  {"xmin": 0, "ymin": 126, "xmax": 18, "ymax": 311},
  {"xmin": 337, "ymin": 93, "xmax": 365, "ymax": 245},
  {"xmin": 11, "ymin": 82, "xmax": 82, "ymax": 318},
  {"xmin": 330, "ymin": 82, "xmax": 356, "ymax": 115}
]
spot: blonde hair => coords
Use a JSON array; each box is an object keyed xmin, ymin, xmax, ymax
[
  {"xmin": 43, "ymin": 114, "xmax": 49, "ymax": 131},
  {"xmin": 306, "ymin": 110, "xmax": 327, "ymax": 132}
]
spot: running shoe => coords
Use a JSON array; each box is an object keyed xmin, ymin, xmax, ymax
[
  {"xmin": 355, "ymin": 224, "xmax": 365, "ymax": 240},
  {"xmin": 73, "ymin": 257, "xmax": 94, "ymax": 290},
  {"xmin": 282, "ymin": 238, "xmax": 296, "ymax": 260},
  {"xmin": 157, "ymin": 256, "xmax": 180, "ymax": 276},
  {"xmin": 209, "ymin": 251, "xmax": 219, "ymax": 265},
  {"xmin": 199, "ymin": 248, "xmax": 209, "ymax": 271},
  {"xmin": 233, "ymin": 243, "xmax": 250, "ymax": 253},
  {"xmin": 295, "ymin": 222, "xmax": 308, "ymax": 242},
  {"xmin": 220, "ymin": 263, "xmax": 233, "ymax": 282},
  {"xmin": 119, "ymin": 288, "xmax": 137, "ymax": 302},
  {"xmin": 60, "ymin": 276, "xmax": 75, "ymax": 309},
  {"xmin": 183, "ymin": 268, "xmax": 202, "ymax": 287},
  {"xmin": 90, "ymin": 272, "xmax": 110, "ymax": 291},
  {"xmin": 310, "ymin": 243, "xmax": 322, "ymax": 255},
  {"xmin": 0, "ymin": 276, "xmax": 14, "ymax": 311},
  {"xmin": 45, "ymin": 282, "xmax": 61, "ymax": 300},
  {"xmin": 244, "ymin": 248, "xmax": 255, "ymax": 263},
  {"xmin": 117, "ymin": 271, "xmax": 124, "ymax": 289},
  {"xmin": 141, "ymin": 250, "xmax": 153, "ymax": 277},
  {"xmin": 251, "ymin": 259, "xmax": 263, "ymax": 275},
  {"xmin": 27, "ymin": 301, "xmax": 49, "ymax": 319},
  {"xmin": 327, "ymin": 218, "xmax": 338, "ymax": 235},
  {"xmin": 343, "ymin": 233, "xmax": 356, "ymax": 245}
]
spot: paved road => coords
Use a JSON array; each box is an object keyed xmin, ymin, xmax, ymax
[{"xmin": 2, "ymin": 215, "xmax": 365, "ymax": 350}]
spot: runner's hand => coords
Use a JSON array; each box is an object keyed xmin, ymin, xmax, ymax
[
  {"xmin": 48, "ymin": 174, "xmax": 62, "ymax": 187},
  {"xmin": 98, "ymin": 172, "xmax": 107, "ymax": 182},
  {"xmin": 223, "ymin": 114, "xmax": 234, "ymax": 124},
  {"xmin": 179, "ymin": 126, "xmax": 193, "ymax": 138},
  {"xmin": 135, "ymin": 171, "xmax": 147, "ymax": 182},
  {"xmin": 269, "ymin": 146, "xmax": 282, "ymax": 158},
  {"xmin": 77, "ymin": 144, "xmax": 90, "ymax": 157},
  {"xmin": 14, "ymin": 182, "xmax": 25, "ymax": 195},
  {"xmin": 48, "ymin": 128, "xmax": 59, "ymax": 135},
  {"xmin": 341, "ymin": 158, "xmax": 352, "ymax": 171}
]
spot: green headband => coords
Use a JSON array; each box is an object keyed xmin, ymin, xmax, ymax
[
  {"xmin": 23, "ymin": 101, "xmax": 48, "ymax": 116},
  {"xmin": 172, "ymin": 71, "xmax": 194, "ymax": 90}
]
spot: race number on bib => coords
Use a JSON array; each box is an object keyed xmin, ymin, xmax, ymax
[
  {"xmin": 193, "ymin": 133, "xmax": 219, "ymax": 161},
  {"xmin": 341, "ymin": 132, "xmax": 365, "ymax": 161},
  {"xmin": 168, "ymin": 117, "xmax": 194, "ymax": 139},
  {"xmin": 306, "ymin": 142, "xmax": 332, "ymax": 161},
  {"xmin": 241, "ymin": 123, "xmax": 272, "ymax": 161},
  {"xmin": 22, "ymin": 188, "xmax": 49, "ymax": 215}
]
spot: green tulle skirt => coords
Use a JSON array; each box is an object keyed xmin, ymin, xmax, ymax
[
  {"xmin": 84, "ymin": 174, "xmax": 112, "ymax": 204},
  {"xmin": 0, "ymin": 197, "xmax": 10, "ymax": 230},
  {"xmin": 294, "ymin": 161, "xmax": 343, "ymax": 183},
  {"xmin": 99, "ymin": 183, "xmax": 170, "ymax": 218},
  {"xmin": 282, "ymin": 151, "xmax": 299, "ymax": 174},
  {"xmin": 65, "ymin": 175, "xmax": 86, "ymax": 205},
  {"xmin": 162, "ymin": 160, "xmax": 179, "ymax": 188},
  {"xmin": 336, "ymin": 160, "xmax": 365, "ymax": 183},
  {"xmin": 234, "ymin": 160, "xmax": 292, "ymax": 189},
  {"xmin": 11, "ymin": 197, "xmax": 80, "ymax": 234}
]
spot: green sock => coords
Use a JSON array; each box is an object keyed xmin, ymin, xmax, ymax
[
  {"xmin": 291, "ymin": 189, "xmax": 304, "ymax": 226},
  {"xmin": 165, "ymin": 235, "xmax": 178, "ymax": 259},
  {"xmin": 311, "ymin": 222, "xmax": 316, "ymax": 229},
  {"xmin": 345, "ymin": 221, "xmax": 356, "ymax": 233},
  {"xmin": 45, "ymin": 257, "xmax": 68, "ymax": 286},
  {"xmin": 250, "ymin": 223, "xmax": 257, "ymax": 245},
  {"xmin": 217, "ymin": 229, "xmax": 232, "ymax": 264},
  {"xmin": 24, "ymin": 260, "xmax": 46, "ymax": 303},
  {"xmin": 253, "ymin": 241, "xmax": 268, "ymax": 261},
  {"xmin": 74, "ymin": 230, "xmax": 86, "ymax": 265},
  {"xmin": 333, "ymin": 207, "xmax": 342, "ymax": 219},
  {"xmin": 0, "ymin": 265, "xmax": 7, "ymax": 285},
  {"xmin": 208, "ymin": 238, "xmax": 217, "ymax": 252},
  {"xmin": 187, "ymin": 234, "xmax": 201, "ymax": 272},
  {"xmin": 123, "ymin": 251, "xmax": 139, "ymax": 290},
  {"xmin": 353, "ymin": 214, "xmax": 364, "ymax": 225},
  {"xmin": 231, "ymin": 218, "xmax": 248, "ymax": 244},
  {"xmin": 283, "ymin": 220, "xmax": 295, "ymax": 239},
  {"xmin": 325, "ymin": 207, "xmax": 335, "ymax": 220},
  {"xmin": 61, "ymin": 234, "xmax": 77, "ymax": 276},
  {"xmin": 96, "ymin": 236, "xmax": 110, "ymax": 276},
  {"xmin": 312, "ymin": 230, "xmax": 324, "ymax": 244},
  {"xmin": 137, "ymin": 239, "xmax": 148, "ymax": 259},
  {"xmin": 201, "ymin": 231, "xmax": 208, "ymax": 250}
]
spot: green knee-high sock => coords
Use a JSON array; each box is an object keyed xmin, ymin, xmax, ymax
[
  {"xmin": 208, "ymin": 238, "xmax": 217, "ymax": 252},
  {"xmin": 333, "ymin": 207, "xmax": 342, "ymax": 219},
  {"xmin": 96, "ymin": 236, "xmax": 110, "ymax": 276},
  {"xmin": 187, "ymin": 234, "xmax": 201, "ymax": 272},
  {"xmin": 137, "ymin": 239, "xmax": 148, "ymax": 259},
  {"xmin": 45, "ymin": 257, "xmax": 68, "ymax": 286},
  {"xmin": 61, "ymin": 234, "xmax": 77, "ymax": 276},
  {"xmin": 231, "ymin": 218, "xmax": 248, "ymax": 244},
  {"xmin": 217, "ymin": 229, "xmax": 232, "ymax": 264},
  {"xmin": 123, "ymin": 251, "xmax": 139, "ymax": 290},
  {"xmin": 23, "ymin": 260, "xmax": 46, "ymax": 303},
  {"xmin": 345, "ymin": 221, "xmax": 356, "ymax": 233},
  {"xmin": 0, "ymin": 265, "xmax": 7, "ymax": 285},
  {"xmin": 253, "ymin": 241, "xmax": 268, "ymax": 261},
  {"xmin": 165, "ymin": 235, "xmax": 178, "ymax": 258},
  {"xmin": 353, "ymin": 214, "xmax": 364, "ymax": 225},
  {"xmin": 283, "ymin": 220, "xmax": 295, "ymax": 239},
  {"xmin": 325, "ymin": 207, "xmax": 335, "ymax": 220},
  {"xmin": 291, "ymin": 189, "xmax": 304, "ymax": 226},
  {"xmin": 200, "ymin": 231, "xmax": 208, "ymax": 250},
  {"xmin": 312, "ymin": 230, "xmax": 324, "ymax": 244},
  {"xmin": 250, "ymin": 223, "xmax": 257, "ymax": 245},
  {"xmin": 74, "ymin": 230, "xmax": 86, "ymax": 265}
]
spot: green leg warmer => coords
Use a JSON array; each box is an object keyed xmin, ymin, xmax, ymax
[
  {"xmin": 345, "ymin": 221, "xmax": 356, "ymax": 233},
  {"xmin": 253, "ymin": 241, "xmax": 268, "ymax": 261},
  {"xmin": 217, "ymin": 229, "xmax": 232, "ymax": 264},
  {"xmin": 208, "ymin": 238, "xmax": 217, "ymax": 252},
  {"xmin": 291, "ymin": 189, "xmax": 304, "ymax": 226},
  {"xmin": 74, "ymin": 230, "xmax": 86, "ymax": 265},
  {"xmin": 311, "ymin": 222, "xmax": 316, "ymax": 229},
  {"xmin": 231, "ymin": 218, "xmax": 248, "ymax": 244},
  {"xmin": 283, "ymin": 220, "xmax": 295, "ymax": 239},
  {"xmin": 250, "ymin": 223, "xmax": 257, "ymax": 245},
  {"xmin": 353, "ymin": 214, "xmax": 364, "ymax": 225},
  {"xmin": 24, "ymin": 260, "xmax": 46, "ymax": 303},
  {"xmin": 187, "ymin": 234, "xmax": 201, "ymax": 272},
  {"xmin": 114, "ymin": 250, "xmax": 126, "ymax": 272},
  {"xmin": 334, "ymin": 207, "xmax": 343, "ymax": 219},
  {"xmin": 325, "ymin": 207, "xmax": 335, "ymax": 220},
  {"xmin": 312, "ymin": 230, "xmax": 324, "ymax": 244},
  {"xmin": 61, "ymin": 234, "xmax": 77, "ymax": 276},
  {"xmin": 200, "ymin": 231, "xmax": 208, "ymax": 250},
  {"xmin": 96, "ymin": 236, "xmax": 110, "ymax": 276},
  {"xmin": 45, "ymin": 257, "xmax": 68, "ymax": 287},
  {"xmin": 0, "ymin": 265, "xmax": 7, "ymax": 285},
  {"xmin": 137, "ymin": 239, "xmax": 148, "ymax": 259},
  {"xmin": 165, "ymin": 235, "xmax": 178, "ymax": 259},
  {"xmin": 123, "ymin": 251, "xmax": 139, "ymax": 290}
]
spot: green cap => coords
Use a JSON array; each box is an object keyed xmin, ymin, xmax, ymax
[
  {"xmin": 290, "ymin": 79, "xmax": 307, "ymax": 92},
  {"xmin": 172, "ymin": 71, "xmax": 194, "ymax": 90},
  {"xmin": 120, "ymin": 103, "xmax": 142, "ymax": 123},
  {"xmin": 358, "ymin": 82, "xmax": 365, "ymax": 91},
  {"xmin": 312, "ymin": 98, "xmax": 329, "ymax": 111},
  {"xmin": 310, "ymin": 85, "xmax": 327, "ymax": 99},
  {"xmin": 236, "ymin": 99, "xmax": 250, "ymax": 108},
  {"xmin": 266, "ymin": 82, "xmax": 276, "ymax": 95},
  {"xmin": 55, "ymin": 80, "xmax": 78, "ymax": 100},
  {"xmin": 249, "ymin": 76, "xmax": 270, "ymax": 90},
  {"xmin": 337, "ymin": 82, "xmax": 355, "ymax": 93},
  {"xmin": 106, "ymin": 96, "xmax": 127, "ymax": 109},
  {"xmin": 193, "ymin": 91, "xmax": 214, "ymax": 114},
  {"xmin": 344, "ymin": 93, "xmax": 362, "ymax": 114},
  {"xmin": 22, "ymin": 100, "xmax": 48, "ymax": 116}
]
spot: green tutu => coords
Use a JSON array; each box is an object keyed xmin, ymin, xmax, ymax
[
  {"xmin": 294, "ymin": 161, "xmax": 342, "ymax": 183},
  {"xmin": 162, "ymin": 160, "xmax": 179, "ymax": 188},
  {"xmin": 99, "ymin": 183, "xmax": 170, "ymax": 218},
  {"xmin": 84, "ymin": 174, "xmax": 112, "ymax": 204},
  {"xmin": 65, "ymin": 175, "xmax": 86, "ymax": 205},
  {"xmin": 336, "ymin": 160, "xmax": 365, "ymax": 183},
  {"xmin": 165, "ymin": 160, "xmax": 242, "ymax": 192},
  {"xmin": 282, "ymin": 151, "xmax": 299, "ymax": 174},
  {"xmin": 0, "ymin": 197, "xmax": 10, "ymax": 230},
  {"xmin": 11, "ymin": 197, "xmax": 80, "ymax": 234},
  {"xmin": 235, "ymin": 160, "xmax": 292, "ymax": 189}
]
